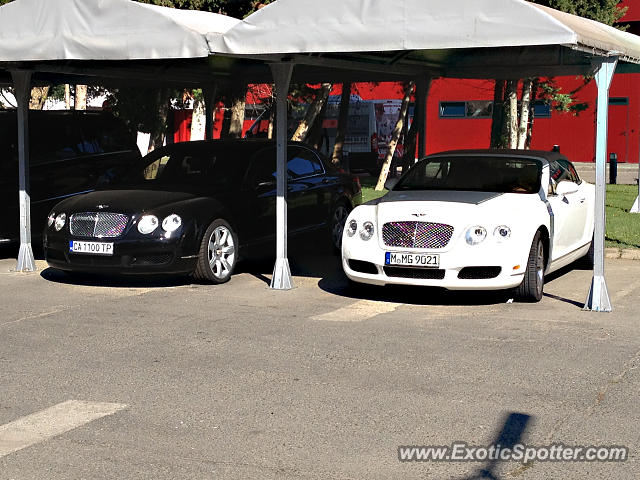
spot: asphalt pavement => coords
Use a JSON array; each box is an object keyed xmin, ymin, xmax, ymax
[{"xmin": 0, "ymin": 248, "xmax": 638, "ymax": 479}]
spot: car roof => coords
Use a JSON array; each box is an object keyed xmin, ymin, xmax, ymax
[{"xmin": 425, "ymin": 148, "xmax": 570, "ymax": 165}]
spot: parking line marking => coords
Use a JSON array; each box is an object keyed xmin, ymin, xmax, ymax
[
  {"xmin": 311, "ymin": 300, "xmax": 403, "ymax": 322},
  {"xmin": 0, "ymin": 400, "xmax": 127, "ymax": 458}
]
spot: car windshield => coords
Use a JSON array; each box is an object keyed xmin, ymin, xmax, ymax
[
  {"xmin": 118, "ymin": 148, "xmax": 238, "ymax": 187},
  {"xmin": 394, "ymin": 155, "xmax": 542, "ymax": 194}
]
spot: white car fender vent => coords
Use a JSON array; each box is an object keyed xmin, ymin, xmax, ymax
[
  {"xmin": 383, "ymin": 266, "xmax": 446, "ymax": 280},
  {"xmin": 458, "ymin": 266, "xmax": 502, "ymax": 279}
]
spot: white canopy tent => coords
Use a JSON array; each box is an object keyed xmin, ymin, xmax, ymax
[
  {"xmin": 2, "ymin": 0, "xmax": 640, "ymax": 311},
  {"xmin": 213, "ymin": 0, "xmax": 640, "ymax": 311},
  {"xmin": 0, "ymin": 0, "xmax": 239, "ymax": 274}
]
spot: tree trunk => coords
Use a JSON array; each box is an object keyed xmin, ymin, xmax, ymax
[
  {"xmin": 525, "ymin": 79, "xmax": 539, "ymax": 150},
  {"xmin": 401, "ymin": 107, "xmax": 418, "ymax": 173},
  {"xmin": 517, "ymin": 79, "xmax": 533, "ymax": 149},
  {"xmin": 228, "ymin": 87, "xmax": 247, "ymax": 139},
  {"xmin": 64, "ymin": 84, "xmax": 71, "ymax": 110},
  {"xmin": 191, "ymin": 95, "xmax": 206, "ymax": 141},
  {"xmin": 147, "ymin": 88, "xmax": 169, "ymax": 153},
  {"xmin": 375, "ymin": 81, "xmax": 415, "ymax": 191},
  {"xmin": 307, "ymin": 98, "xmax": 329, "ymax": 150},
  {"xmin": 507, "ymin": 80, "xmax": 518, "ymax": 148},
  {"xmin": 75, "ymin": 85, "xmax": 87, "ymax": 110},
  {"xmin": 331, "ymin": 82, "xmax": 351, "ymax": 167},
  {"xmin": 29, "ymin": 86, "xmax": 50, "ymax": 110},
  {"xmin": 267, "ymin": 107, "xmax": 275, "ymax": 139},
  {"xmin": 490, "ymin": 80, "xmax": 506, "ymax": 148},
  {"xmin": 291, "ymin": 83, "xmax": 332, "ymax": 142}
]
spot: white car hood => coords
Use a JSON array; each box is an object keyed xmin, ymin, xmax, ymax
[{"xmin": 372, "ymin": 190, "xmax": 537, "ymax": 226}]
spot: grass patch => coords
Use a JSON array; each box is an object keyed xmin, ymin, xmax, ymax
[
  {"xmin": 359, "ymin": 178, "xmax": 640, "ymax": 250},
  {"xmin": 359, "ymin": 175, "xmax": 388, "ymax": 203},
  {"xmin": 606, "ymin": 184, "xmax": 640, "ymax": 249}
]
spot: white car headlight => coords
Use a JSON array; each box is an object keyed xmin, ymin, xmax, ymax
[
  {"xmin": 137, "ymin": 215, "xmax": 159, "ymax": 234},
  {"xmin": 162, "ymin": 214, "xmax": 182, "ymax": 233},
  {"xmin": 465, "ymin": 225, "xmax": 487, "ymax": 245},
  {"xmin": 47, "ymin": 213, "xmax": 56, "ymax": 228},
  {"xmin": 360, "ymin": 221, "xmax": 375, "ymax": 241},
  {"xmin": 494, "ymin": 225, "xmax": 511, "ymax": 241},
  {"xmin": 54, "ymin": 213, "xmax": 66, "ymax": 231},
  {"xmin": 346, "ymin": 219, "xmax": 357, "ymax": 237}
]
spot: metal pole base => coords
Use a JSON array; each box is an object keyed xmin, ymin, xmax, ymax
[
  {"xmin": 631, "ymin": 196, "xmax": 639, "ymax": 213},
  {"xmin": 16, "ymin": 242, "xmax": 36, "ymax": 272},
  {"xmin": 583, "ymin": 275, "xmax": 612, "ymax": 312},
  {"xmin": 270, "ymin": 257, "xmax": 293, "ymax": 290}
]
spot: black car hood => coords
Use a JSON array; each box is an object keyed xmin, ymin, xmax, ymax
[{"xmin": 54, "ymin": 189, "xmax": 200, "ymax": 214}]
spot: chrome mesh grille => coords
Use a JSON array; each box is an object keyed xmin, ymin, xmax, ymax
[
  {"xmin": 69, "ymin": 212, "xmax": 129, "ymax": 238},
  {"xmin": 382, "ymin": 221, "xmax": 454, "ymax": 249}
]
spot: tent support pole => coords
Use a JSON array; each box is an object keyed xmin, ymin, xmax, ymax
[
  {"xmin": 415, "ymin": 77, "xmax": 431, "ymax": 160},
  {"xmin": 584, "ymin": 57, "xmax": 617, "ymax": 312},
  {"xmin": 269, "ymin": 62, "xmax": 294, "ymax": 290},
  {"xmin": 11, "ymin": 70, "xmax": 35, "ymax": 273}
]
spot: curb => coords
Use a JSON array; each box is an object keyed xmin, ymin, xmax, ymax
[{"xmin": 605, "ymin": 248, "xmax": 640, "ymax": 260}]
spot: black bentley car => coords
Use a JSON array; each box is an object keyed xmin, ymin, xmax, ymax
[{"xmin": 43, "ymin": 139, "xmax": 361, "ymax": 283}]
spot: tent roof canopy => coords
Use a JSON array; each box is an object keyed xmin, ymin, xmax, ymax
[
  {"xmin": 208, "ymin": 0, "xmax": 640, "ymax": 80},
  {"xmin": 1, "ymin": 0, "xmax": 640, "ymax": 87},
  {"xmin": 0, "ymin": 0, "xmax": 239, "ymax": 62}
]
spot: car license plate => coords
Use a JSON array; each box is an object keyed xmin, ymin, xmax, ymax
[
  {"xmin": 69, "ymin": 240, "xmax": 114, "ymax": 255},
  {"xmin": 385, "ymin": 252, "xmax": 440, "ymax": 268}
]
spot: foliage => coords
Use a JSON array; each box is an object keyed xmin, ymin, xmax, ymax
[
  {"xmin": 542, "ymin": 0, "xmax": 627, "ymax": 26},
  {"xmin": 134, "ymin": 0, "xmax": 268, "ymax": 18}
]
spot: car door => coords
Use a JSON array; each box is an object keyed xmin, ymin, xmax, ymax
[
  {"xmin": 558, "ymin": 159, "xmax": 592, "ymax": 247},
  {"xmin": 546, "ymin": 160, "xmax": 587, "ymax": 259},
  {"xmin": 286, "ymin": 146, "xmax": 331, "ymax": 232}
]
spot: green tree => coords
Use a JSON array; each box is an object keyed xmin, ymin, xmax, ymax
[{"xmin": 491, "ymin": 0, "xmax": 628, "ymax": 149}]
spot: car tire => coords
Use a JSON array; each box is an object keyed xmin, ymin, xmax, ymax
[
  {"xmin": 329, "ymin": 200, "xmax": 352, "ymax": 252},
  {"xmin": 193, "ymin": 219, "xmax": 237, "ymax": 284},
  {"xmin": 516, "ymin": 231, "xmax": 545, "ymax": 302}
]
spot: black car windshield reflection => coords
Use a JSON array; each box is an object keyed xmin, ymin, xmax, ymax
[
  {"xmin": 394, "ymin": 156, "xmax": 542, "ymax": 194},
  {"xmin": 119, "ymin": 150, "xmax": 238, "ymax": 188}
]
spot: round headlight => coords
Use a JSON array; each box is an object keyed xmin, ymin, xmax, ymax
[
  {"xmin": 47, "ymin": 213, "xmax": 56, "ymax": 228},
  {"xmin": 494, "ymin": 225, "xmax": 511, "ymax": 241},
  {"xmin": 54, "ymin": 213, "xmax": 66, "ymax": 232},
  {"xmin": 137, "ymin": 215, "xmax": 159, "ymax": 234},
  {"xmin": 360, "ymin": 221, "xmax": 375, "ymax": 241},
  {"xmin": 346, "ymin": 219, "xmax": 357, "ymax": 237},
  {"xmin": 162, "ymin": 214, "xmax": 182, "ymax": 233},
  {"xmin": 465, "ymin": 225, "xmax": 487, "ymax": 245}
]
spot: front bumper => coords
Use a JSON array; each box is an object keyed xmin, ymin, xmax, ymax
[
  {"xmin": 342, "ymin": 234, "xmax": 527, "ymax": 291},
  {"xmin": 44, "ymin": 230, "xmax": 198, "ymax": 275}
]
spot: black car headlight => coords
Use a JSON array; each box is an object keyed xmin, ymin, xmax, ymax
[
  {"xmin": 162, "ymin": 214, "xmax": 182, "ymax": 233},
  {"xmin": 47, "ymin": 212, "xmax": 56, "ymax": 228},
  {"xmin": 54, "ymin": 213, "xmax": 66, "ymax": 231},
  {"xmin": 138, "ymin": 215, "xmax": 159, "ymax": 234}
]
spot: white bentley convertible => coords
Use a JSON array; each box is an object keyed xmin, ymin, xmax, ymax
[{"xmin": 341, "ymin": 150, "xmax": 595, "ymax": 302}]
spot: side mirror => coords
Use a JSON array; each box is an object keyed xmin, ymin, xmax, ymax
[
  {"xmin": 556, "ymin": 181, "xmax": 579, "ymax": 197},
  {"xmin": 384, "ymin": 177, "xmax": 398, "ymax": 190}
]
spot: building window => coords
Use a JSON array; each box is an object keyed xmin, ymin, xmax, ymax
[
  {"xmin": 440, "ymin": 100, "xmax": 551, "ymax": 119},
  {"xmin": 466, "ymin": 101, "xmax": 493, "ymax": 118},
  {"xmin": 439, "ymin": 102, "xmax": 466, "ymax": 118},
  {"xmin": 533, "ymin": 101, "xmax": 551, "ymax": 118},
  {"xmin": 609, "ymin": 97, "xmax": 629, "ymax": 105}
]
